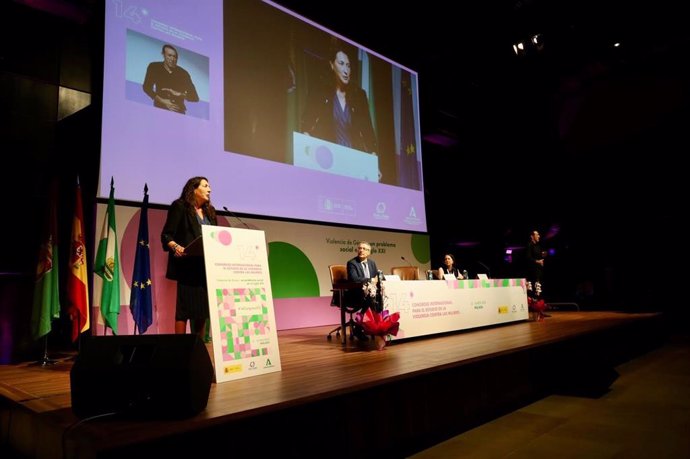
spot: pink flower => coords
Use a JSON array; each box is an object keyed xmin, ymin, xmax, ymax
[
  {"xmin": 355, "ymin": 309, "xmax": 400, "ymax": 337},
  {"xmin": 528, "ymin": 297, "xmax": 547, "ymax": 313}
]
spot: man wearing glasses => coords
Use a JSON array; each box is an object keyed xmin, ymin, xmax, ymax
[{"xmin": 346, "ymin": 241, "xmax": 380, "ymax": 340}]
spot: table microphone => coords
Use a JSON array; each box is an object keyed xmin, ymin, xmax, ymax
[
  {"xmin": 401, "ymin": 256, "xmax": 413, "ymax": 266},
  {"xmin": 222, "ymin": 206, "xmax": 250, "ymax": 229}
]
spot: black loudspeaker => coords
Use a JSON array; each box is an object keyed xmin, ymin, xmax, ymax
[{"xmin": 70, "ymin": 334, "xmax": 214, "ymax": 419}]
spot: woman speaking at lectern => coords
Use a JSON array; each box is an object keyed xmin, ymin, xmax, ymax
[{"xmin": 161, "ymin": 176, "xmax": 217, "ymax": 337}]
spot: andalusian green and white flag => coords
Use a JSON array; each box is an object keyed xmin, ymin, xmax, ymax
[{"xmin": 94, "ymin": 177, "xmax": 120, "ymax": 334}]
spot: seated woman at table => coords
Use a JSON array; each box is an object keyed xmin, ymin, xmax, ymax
[{"xmin": 437, "ymin": 254, "xmax": 464, "ymax": 279}]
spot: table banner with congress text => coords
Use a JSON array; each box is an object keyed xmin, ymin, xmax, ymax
[
  {"xmin": 383, "ymin": 279, "xmax": 528, "ymax": 340},
  {"xmin": 202, "ymin": 225, "xmax": 281, "ymax": 383}
]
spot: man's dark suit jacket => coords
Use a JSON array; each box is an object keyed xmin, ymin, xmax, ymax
[
  {"xmin": 347, "ymin": 257, "xmax": 379, "ymax": 282},
  {"xmin": 332, "ymin": 257, "xmax": 379, "ymax": 312}
]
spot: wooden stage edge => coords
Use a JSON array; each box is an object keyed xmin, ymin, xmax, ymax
[{"xmin": 1, "ymin": 311, "xmax": 668, "ymax": 459}]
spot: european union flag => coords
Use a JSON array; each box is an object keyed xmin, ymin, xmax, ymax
[{"xmin": 130, "ymin": 184, "xmax": 153, "ymax": 334}]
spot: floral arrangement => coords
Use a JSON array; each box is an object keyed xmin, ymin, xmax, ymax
[
  {"xmin": 526, "ymin": 281, "xmax": 542, "ymax": 297},
  {"xmin": 356, "ymin": 278, "xmax": 400, "ymax": 349},
  {"xmin": 526, "ymin": 280, "xmax": 547, "ymax": 320},
  {"xmin": 527, "ymin": 297, "xmax": 547, "ymax": 321},
  {"xmin": 362, "ymin": 280, "xmax": 378, "ymax": 302},
  {"xmin": 361, "ymin": 277, "xmax": 384, "ymax": 313},
  {"xmin": 355, "ymin": 309, "xmax": 400, "ymax": 350}
]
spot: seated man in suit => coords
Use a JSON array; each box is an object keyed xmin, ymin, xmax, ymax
[
  {"xmin": 345, "ymin": 241, "xmax": 379, "ymax": 340},
  {"xmin": 347, "ymin": 241, "xmax": 378, "ymax": 284}
]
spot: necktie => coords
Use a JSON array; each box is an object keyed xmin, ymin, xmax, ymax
[{"xmin": 362, "ymin": 262, "xmax": 370, "ymax": 278}]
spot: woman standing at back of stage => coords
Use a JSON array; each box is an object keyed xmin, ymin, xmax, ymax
[{"xmin": 161, "ymin": 176, "xmax": 217, "ymax": 337}]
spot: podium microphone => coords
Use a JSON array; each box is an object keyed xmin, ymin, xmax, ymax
[
  {"xmin": 401, "ymin": 256, "xmax": 413, "ymax": 267},
  {"xmin": 222, "ymin": 206, "xmax": 250, "ymax": 229}
]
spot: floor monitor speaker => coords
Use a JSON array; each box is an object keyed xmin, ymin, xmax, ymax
[{"xmin": 70, "ymin": 334, "xmax": 213, "ymax": 418}]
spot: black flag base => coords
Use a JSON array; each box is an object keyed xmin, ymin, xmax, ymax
[
  {"xmin": 29, "ymin": 336, "xmax": 58, "ymax": 367},
  {"xmin": 30, "ymin": 355, "xmax": 58, "ymax": 367}
]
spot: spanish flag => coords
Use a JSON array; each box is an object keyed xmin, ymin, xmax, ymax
[{"xmin": 66, "ymin": 177, "xmax": 90, "ymax": 342}]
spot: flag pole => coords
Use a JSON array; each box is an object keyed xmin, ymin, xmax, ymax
[
  {"xmin": 71, "ymin": 308, "xmax": 82, "ymax": 360},
  {"xmin": 130, "ymin": 182, "xmax": 153, "ymax": 335},
  {"xmin": 30, "ymin": 177, "xmax": 61, "ymax": 366},
  {"xmin": 67, "ymin": 174, "xmax": 90, "ymax": 356},
  {"xmin": 72, "ymin": 307, "xmax": 83, "ymax": 359},
  {"xmin": 94, "ymin": 176, "xmax": 120, "ymax": 337},
  {"xmin": 30, "ymin": 335, "xmax": 57, "ymax": 366},
  {"xmin": 39, "ymin": 335, "xmax": 57, "ymax": 365},
  {"xmin": 63, "ymin": 317, "xmax": 82, "ymax": 362}
]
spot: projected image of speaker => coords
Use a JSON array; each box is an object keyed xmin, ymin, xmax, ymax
[
  {"xmin": 70, "ymin": 334, "xmax": 213, "ymax": 419},
  {"xmin": 101, "ymin": 0, "xmax": 427, "ymax": 233}
]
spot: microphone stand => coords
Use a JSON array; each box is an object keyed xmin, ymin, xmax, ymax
[
  {"xmin": 477, "ymin": 261, "xmax": 491, "ymax": 279},
  {"xmin": 222, "ymin": 206, "xmax": 251, "ymax": 229},
  {"xmin": 375, "ymin": 270, "xmax": 384, "ymax": 313}
]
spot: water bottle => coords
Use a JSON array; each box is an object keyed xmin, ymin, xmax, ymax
[
  {"xmin": 426, "ymin": 270, "xmax": 433, "ymax": 280},
  {"xmin": 462, "ymin": 269, "xmax": 469, "ymax": 280}
]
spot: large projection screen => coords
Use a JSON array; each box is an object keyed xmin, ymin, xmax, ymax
[{"xmin": 100, "ymin": 0, "xmax": 426, "ymax": 232}]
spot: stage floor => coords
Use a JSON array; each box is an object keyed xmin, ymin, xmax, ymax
[{"xmin": 1, "ymin": 311, "xmax": 666, "ymax": 458}]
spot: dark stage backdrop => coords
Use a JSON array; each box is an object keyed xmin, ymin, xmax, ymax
[{"xmin": 2, "ymin": 0, "xmax": 688, "ymax": 364}]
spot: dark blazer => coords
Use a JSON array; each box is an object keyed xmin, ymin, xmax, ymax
[
  {"xmin": 160, "ymin": 199, "xmax": 218, "ymax": 281},
  {"xmin": 301, "ymin": 86, "xmax": 378, "ymax": 153},
  {"xmin": 347, "ymin": 257, "xmax": 379, "ymax": 282},
  {"xmin": 526, "ymin": 241, "xmax": 544, "ymax": 282},
  {"xmin": 142, "ymin": 62, "xmax": 199, "ymax": 114},
  {"xmin": 332, "ymin": 257, "xmax": 379, "ymax": 312}
]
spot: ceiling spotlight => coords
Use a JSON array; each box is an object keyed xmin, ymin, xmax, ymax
[
  {"xmin": 531, "ymin": 34, "xmax": 544, "ymax": 51},
  {"xmin": 513, "ymin": 42, "xmax": 526, "ymax": 55}
]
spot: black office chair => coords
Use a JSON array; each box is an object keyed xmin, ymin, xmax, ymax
[{"xmin": 327, "ymin": 264, "xmax": 362, "ymax": 342}]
